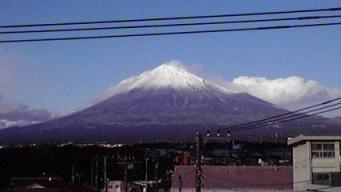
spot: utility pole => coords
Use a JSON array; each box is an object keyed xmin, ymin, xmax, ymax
[
  {"xmin": 117, "ymin": 156, "xmax": 129, "ymax": 192},
  {"xmin": 154, "ymin": 162, "xmax": 159, "ymax": 181},
  {"xmin": 71, "ymin": 165, "xmax": 75, "ymax": 184},
  {"xmin": 178, "ymin": 174, "xmax": 182, "ymax": 192},
  {"xmin": 91, "ymin": 161, "xmax": 94, "ymax": 188},
  {"xmin": 103, "ymin": 156, "xmax": 107, "ymax": 192},
  {"xmin": 195, "ymin": 132, "xmax": 202, "ymax": 192},
  {"xmin": 144, "ymin": 158, "xmax": 149, "ymax": 192},
  {"xmin": 154, "ymin": 162, "xmax": 159, "ymax": 192},
  {"xmin": 145, "ymin": 158, "xmax": 149, "ymax": 182},
  {"xmin": 124, "ymin": 156, "xmax": 128, "ymax": 192},
  {"xmin": 95, "ymin": 155, "xmax": 98, "ymax": 191}
]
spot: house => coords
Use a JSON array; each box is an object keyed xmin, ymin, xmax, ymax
[
  {"xmin": 171, "ymin": 165, "xmax": 293, "ymax": 192},
  {"xmin": 288, "ymin": 135, "xmax": 341, "ymax": 192},
  {"xmin": 107, "ymin": 181, "xmax": 125, "ymax": 192},
  {"xmin": 107, "ymin": 180, "xmax": 159, "ymax": 192},
  {"xmin": 9, "ymin": 177, "xmax": 95, "ymax": 192}
]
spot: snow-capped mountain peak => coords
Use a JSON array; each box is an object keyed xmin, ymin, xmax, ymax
[
  {"xmin": 94, "ymin": 60, "xmax": 240, "ymax": 103},
  {"xmin": 137, "ymin": 60, "xmax": 206, "ymax": 89},
  {"xmin": 0, "ymin": 61, "xmax": 327, "ymax": 143}
]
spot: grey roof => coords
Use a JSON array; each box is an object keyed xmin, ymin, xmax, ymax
[{"xmin": 288, "ymin": 135, "xmax": 341, "ymax": 146}]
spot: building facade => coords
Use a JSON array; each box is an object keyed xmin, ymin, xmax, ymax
[{"xmin": 288, "ymin": 135, "xmax": 341, "ymax": 192}]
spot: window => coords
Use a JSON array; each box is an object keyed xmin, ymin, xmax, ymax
[
  {"xmin": 312, "ymin": 173, "xmax": 330, "ymax": 185},
  {"xmin": 311, "ymin": 143, "xmax": 335, "ymax": 158},
  {"xmin": 312, "ymin": 172, "xmax": 341, "ymax": 186},
  {"xmin": 312, "ymin": 173, "xmax": 331, "ymax": 185}
]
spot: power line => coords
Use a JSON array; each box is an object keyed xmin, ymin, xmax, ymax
[
  {"xmin": 196, "ymin": 104, "xmax": 341, "ymax": 192},
  {"xmin": 279, "ymin": 106, "xmax": 341, "ymax": 124},
  {"xmin": 1, "ymin": 7, "xmax": 340, "ymax": 28},
  {"xmin": 231, "ymin": 105, "xmax": 341, "ymax": 134},
  {"xmin": 211, "ymin": 97, "xmax": 341, "ymax": 131},
  {"xmin": 225, "ymin": 102, "xmax": 341, "ymax": 133},
  {"xmin": 205, "ymin": 98, "xmax": 341, "ymax": 135},
  {"xmin": 1, "ymin": 22, "xmax": 340, "ymax": 44},
  {"xmin": 219, "ymin": 98, "xmax": 341, "ymax": 132},
  {"xmin": 2, "ymin": 15, "xmax": 341, "ymax": 34},
  {"xmin": 226, "ymin": 105, "xmax": 341, "ymax": 134}
]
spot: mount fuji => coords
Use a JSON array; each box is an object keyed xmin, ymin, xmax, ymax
[{"xmin": 0, "ymin": 61, "xmax": 329, "ymax": 143}]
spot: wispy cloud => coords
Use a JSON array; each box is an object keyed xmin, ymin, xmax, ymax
[{"xmin": 0, "ymin": 95, "xmax": 53, "ymax": 129}]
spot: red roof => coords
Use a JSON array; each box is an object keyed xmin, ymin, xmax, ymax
[{"xmin": 172, "ymin": 165, "xmax": 293, "ymax": 190}]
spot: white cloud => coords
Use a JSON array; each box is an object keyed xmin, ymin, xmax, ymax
[
  {"xmin": 182, "ymin": 62, "xmax": 341, "ymax": 109},
  {"xmin": 0, "ymin": 95, "xmax": 53, "ymax": 129},
  {"xmin": 231, "ymin": 76, "xmax": 341, "ymax": 108},
  {"xmin": 0, "ymin": 119, "xmax": 39, "ymax": 129}
]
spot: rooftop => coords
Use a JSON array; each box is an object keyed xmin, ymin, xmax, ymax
[
  {"xmin": 11, "ymin": 177, "xmax": 95, "ymax": 192},
  {"xmin": 288, "ymin": 135, "xmax": 341, "ymax": 146},
  {"xmin": 172, "ymin": 165, "xmax": 292, "ymax": 190}
]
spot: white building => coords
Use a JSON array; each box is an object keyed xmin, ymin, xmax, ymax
[{"xmin": 288, "ymin": 135, "xmax": 341, "ymax": 192}]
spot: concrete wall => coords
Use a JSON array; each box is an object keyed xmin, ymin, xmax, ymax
[{"xmin": 293, "ymin": 142, "xmax": 311, "ymax": 191}]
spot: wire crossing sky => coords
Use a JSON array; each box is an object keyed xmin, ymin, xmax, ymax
[
  {"xmin": 1, "ymin": 22, "xmax": 341, "ymax": 43},
  {"xmin": 1, "ymin": 6, "xmax": 341, "ymax": 43},
  {"xmin": 1, "ymin": 7, "xmax": 340, "ymax": 28},
  {"xmin": 1, "ymin": 15, "xmax": 340, "ymax": 34},
  {"xmin": 0, "ymin": 0, "xmax": 340, "ymax": 119}
]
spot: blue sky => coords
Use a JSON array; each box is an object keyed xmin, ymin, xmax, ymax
[{"xmin": 0, "ymin": 0, "xmax": 340, "ymax": 115}]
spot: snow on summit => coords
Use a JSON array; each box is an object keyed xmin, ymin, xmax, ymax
[
  {"xmin": 130, "ymin": 61, "xmax": 206, "ymax": 89},
  {"xmin": 101, "ymin": 60, "xmax": 236, "ymax": 99}
]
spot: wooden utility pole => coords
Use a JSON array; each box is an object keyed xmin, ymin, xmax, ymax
[
  {"xmin": 95, "ymin": 155, "xmax": 98, "ymax": 191},
  {"xmin": 103, "ymin": 156, "xmax": 107, "ymax": 192},
  {"xmin": 145, "ymin": 158, "xmax": 149, "ymax": 182},
  {"xmin": 117, "ymin": 156, "xmax": 129, "ymax": 192},
  {"xmin": 124, "ymin": 156, "xmax": 128, "ymax": 192},
  {"xmin": 154, "ymin": 162, "xmax": 159, "ymax": 192},
  {"xmin": 178, "ymin": 174, "xmax": 182, "ymax": 192},
  {"xmin": 90, "ymin": 161, "xmax": 94, "ymax": 188},
  {"xmin": 71, "ymin": 165, "xmax": 75, "ymax": 184},
  {"xmin": 154, "ymin": 162, "xmax": 159, "ymax": 181},
  {"xmin": 195, "ymin": 132, "xmax": 202, "ymax": 192},
  {"xmin": 143, "ymin": 157, "xmax": 149, "ymax": 192}
]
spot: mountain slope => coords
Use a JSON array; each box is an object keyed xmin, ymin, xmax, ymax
[
  {"xmin": 47, "ymin": 61, "xmax": 286, "ymax": 126},
  {"xmin": 0, "ymin": 61, "xmax": 329, "ymax": 143}
]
